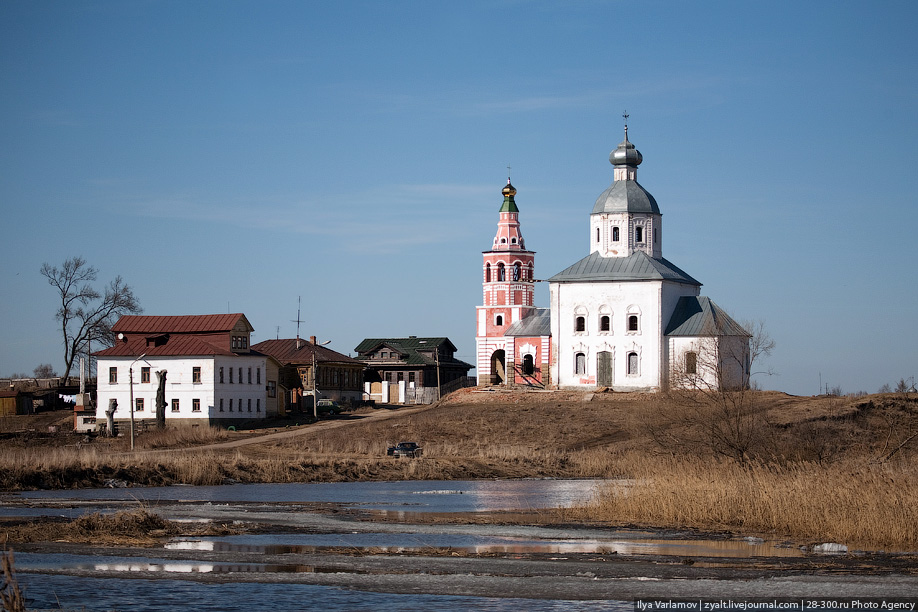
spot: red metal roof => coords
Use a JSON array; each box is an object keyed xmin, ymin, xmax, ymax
[
  {"xmin": 94, "ymin": 335, "xmax": 236, "ymax": 358},
  {"xmin": 112, "ymin": 314, "xmax": 251, "ymax": 334},
  {"xmin": 251, "ymin": 339, "xmax": 362, "ymax": 365}
]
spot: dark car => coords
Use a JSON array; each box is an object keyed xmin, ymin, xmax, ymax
[{"xmin": 387, "ymin": 441, "xmax": 423, "ymax": 458}]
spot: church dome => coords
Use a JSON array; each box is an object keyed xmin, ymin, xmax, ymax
[
  {"xmin": 610, "ymin": 128, "xmax": 643, "ymax": 167},
  {"xmin": 592, "ymin": 180, "xmax": 660, "ymax": 214}
]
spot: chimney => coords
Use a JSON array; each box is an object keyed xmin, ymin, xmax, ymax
[
  {"xmin": 310, "ymin": 336, "xmax": 317, "ymax": 345},
  {"xmin": 296, "ymin": 336, "xmax": 301, "ymax": 350}
]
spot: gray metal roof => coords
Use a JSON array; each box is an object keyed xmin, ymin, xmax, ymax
[
  {"xmin": 548, "ymin": 251, "xmax": 701, "ymax": 285},
  {"xmin": 504, "ymin": 308, "xmax": 551, "ymax": 337},
  {"xmin": 665, "ymin": 296, "xmax": 750, "ymax": 337},
  {"xmin": 592, "ymin": 180, "xmax": 660, "ymax": 215}
]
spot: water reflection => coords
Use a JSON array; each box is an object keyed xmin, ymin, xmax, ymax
[{"xmin": 164, "ymin": 533, "xmax": 804, "ymax": 558}]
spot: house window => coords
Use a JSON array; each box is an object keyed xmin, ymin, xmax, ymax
[
  {"xmin": 574, "ymin": 353, "xmax": 586, "ymax": 375},
  {"xmin": 229, "ymin": 367, "xmax": 234, "ymax": 383},
  {"xmin": 612, "ymin": 226, "xmax": 620, "ymax": 242},
  {"xmin": 238, "ymin": 368, "xmax": 242, "ymax": 383},
  {"xmin": 219, "ymin": 367, "xmax": 224, "ymax": 384},
  {"xmin": 600, "ymin": 315, "xmax": 610, "ymax": 332},
  {"xmin": 495, "ymin": 314, "xmax": 504, "ymax": 326},
  {"xmin": 229, "ymin": 399, "xmax": 233, "ymax": 412},
  {"xmin": 248, "ymin": 367, "xmax": 252, "ymax": 384},
  {"xmin": 219, "ymin": 398, "xmax": 224, "ymax": 412},
  {"xmin": 141, "ymin": 366, "xmax": 150, "ymax": 384},
  {"xmin": 247, "ymin": 399, "xmax": 252, "ymax": 412},
  {"xmin": 257, "ymin": 368, "xmax": 261, "ymax": 385},
  {"xmin": 192, "ymin": 399, "xmax": 201, "ymax": 412},
  {"xmin": 627, "ymin": 352, "xmax": 639, "ymax": 375},
  {"xmin": 193, "ymin": 367, "xmax": 202, "ymax": 383},
  {"xmin": 109, "ymin": 367, "xmax": 117, "ymax": 384},
  {"xmin": 628, "ymin": 315, "xmax": 639, "ymax": 332},
  {"xmin": 635, "ymin": 226, "xmax": 644, "ymax": 243},
  {"xmin": 171, "ymin": 398, "xmax": 180, "ymax": 412},
  {"xmin": 522, "ymin": 354, "xmax": 535, "ymax": 376},
  {"xmin": 409, "ymin": 372, "xmax": 415, "ymax": 384},
  {"xmin": 685, "ymin": 351, "xmax": 698, "ymax": 374},
  {"xmin": 135, "ymin": 398, "xmax": 144, "ymax": 412},
  {"xmin": 397, "ymin": 372, "xmax": 404, "ymax": 382},
  {"xmin": 256, "ymin": 399, "xmax": 261, "ymax": 413},
  {"xmin": 575, "ymin": 316, "xmax": 586, "ymax": 332},
  {"xmin": 267, "ymin": 381, "xmax": 276, "ymax": 398}
]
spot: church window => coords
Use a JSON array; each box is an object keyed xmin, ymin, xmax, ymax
[
  {"xmin": 513, "ymin": 262, "xmax": 521, "ymax": 281},
  {"xmin": 627, "ymin": 352, "xmax": 639, "ymax": 375},
  {"xmin": 498, "ymin": 263, "xmax": 506, "ymax": 281},
  {"xmin": 654, "ymin": 228, "xmax": 658, "ymax": 244},
  {"xmin": 495, "ymin": 314, "xmax": 504, "ymax": 326},
  {"xmin": 612, "ymin": 226, "xmax": 620, "ymax": 242},
  {"xmin": 628, "ymin": 315, "xmax": 639, "ymax": 332},
  {"xmin": 635, "ymin": 226, "xmax": 644, "ymax": 243},
  {"xmin": 575, "ymin": 316, "xmax": 586, "ymax": 332},
  {"xmin": 522, "ymin": 354, "xmax": 535, "ymax": 376},
  {"xmin": 685, "ymin": 351, "xmax": 697, "ymax": 374},
  {"xmin": 600, "ymin": 315, "xmax": 610, "ymax": 332},
  {"xmin": 486, "ymin": 263, "xmax": 491, "ymax": 282},
  {"xmin": 596, "ymin": 228, "xmax": 600, "ymax": 243},
  {"xmin": 500, "ymin": 238, "xmax": 507, "ymax": 244},
  {"xmin": 528, "ymin": 263, "xmax": 533, "ymax": 280},
  {"xmin": 575, "ymin": 352, "xmax": 586, "ymax": 375},
  {"xmin": 511, "ymin": 237, "xmax": 517, "ymax": 244}
]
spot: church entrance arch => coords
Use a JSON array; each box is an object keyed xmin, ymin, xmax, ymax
[
  {"xmin": 597, "ymin": 351, "xmax": 613, "ymax": 387},
  {"xmin": 491, "ymin": 350, "xmax": 506, "ymax": 385}
]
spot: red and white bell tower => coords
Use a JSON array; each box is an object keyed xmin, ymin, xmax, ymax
[{"xmin": 475, "ymin": 179, "xmax": 538, "ymax": 385}]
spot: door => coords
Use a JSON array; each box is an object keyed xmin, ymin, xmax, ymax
[
  {"xmin": 597, "ymin": 351, "xmax": 613, "ymax": 387},
  {"xmin": 491, "ymin": 350, "xmax": 506, "ymax": 384}
]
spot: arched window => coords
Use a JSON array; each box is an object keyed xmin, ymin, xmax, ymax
[
  {"xmin": 596, "ymin": 227, "xmax": 600, "ymax": 243},
  {"xmin": 627, "ymin": 352, "xmax": 638, "ymax": 375},
  {"xmin": 599, "ymin": 315, "xmax": 610, "ymax": 332},
  {"xmin": 527, "ymin": 263, "xmax": 534, "ymax": 281},
  {"xmin": 628, "ymin": 314, "xmax": 639, "ymax": 332},
  {"xmin": 513, "ymin": 262, "xmax": 521, "ymax": 281},
  {"xmin": 635, "ymin": 226, "xmax": 644, "ymax": 243},
  {"xmin": 522, "ymin": 354, "xmax": 535, "ymax": 375},
  {"xmin": 497, "ymin": 263, "xmax": 505, "ymax": 281},
  {"xmin": 575, "ymin": 352, "xmax": 586, "ymax": 375},
  {"xmin": 685, "ymin": 351, "xmax": 697, "ymax": 374},
  {"xmin": 495, "ymin": 314, "xmax": 504, "ymax": 326},
  {"xmin": 575, "ymin": 316, "xmax": 586, "ymax": 332},
  {"xmin": 511, "ymin": 237, "xmax": 517, "ymax": 244},
  {"xmin": 485, "ymin": 263, "xmax": 491, "ymax": 282},
  {"xmin": 612, "ymin": 226, "xmax": 620, "ymax": 242}
]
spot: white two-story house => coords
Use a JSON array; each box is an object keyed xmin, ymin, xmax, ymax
[{"xmin": 94, "ymin": 313, "xmax": 275, "ymax": 428}]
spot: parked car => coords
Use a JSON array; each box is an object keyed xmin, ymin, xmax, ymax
[
  {"xmin": 387, "ymin": 441, "xmax": 423, "ymax": 458},
  {"xmin": 316, "ymin": 399, "xmax": 341, "ymax": 415}
]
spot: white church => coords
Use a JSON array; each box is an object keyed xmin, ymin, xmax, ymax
[{"xmin": 476, "ymin": 123, "xmax": 750, "ymax": 392}]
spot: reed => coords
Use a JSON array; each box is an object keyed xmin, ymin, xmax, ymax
[{"xmin": 582, "ymin": 453, "xmax": 918, "ymax": 550}]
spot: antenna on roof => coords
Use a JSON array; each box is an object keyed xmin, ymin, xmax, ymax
[{"xmin": 291, "ymin": 296, "xmax": 304, "ymax": 348}]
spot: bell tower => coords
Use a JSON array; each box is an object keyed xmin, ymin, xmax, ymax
[{"xmin": 475, "ymin": 178, "xmax": 538, "ymax": 384}]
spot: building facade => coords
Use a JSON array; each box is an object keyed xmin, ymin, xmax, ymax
[
  {"xmin": 252, "ymin": 336, "xmax": 365, "ymax": 411},
  {"xmin": 94, "ymin": 314, "xmax": 270, "ymax": 427}
]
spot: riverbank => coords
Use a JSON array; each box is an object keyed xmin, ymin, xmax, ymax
[{"xmin": 2, "ymin": 389, "xmax": 917, "ymax": 550}]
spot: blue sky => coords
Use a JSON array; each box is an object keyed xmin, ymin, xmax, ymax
[{"xmin": 1, "ymin": 0, "xmax": 916, "ymax": 395}]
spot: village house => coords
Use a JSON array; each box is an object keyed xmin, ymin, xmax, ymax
[
  {"xmin": 354, "ymin": 337, "xmax": 474, "ymax": 404},
  {"xmin": 252, "ymin": 336, "xmax": 365, "ymax": 412},
  {"xmin": 94, "ymin": 313, "xmax": 276, "ymax": 427}
]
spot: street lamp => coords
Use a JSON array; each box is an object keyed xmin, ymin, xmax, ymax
[
  {"xmin": 129, "ymin": 353, "xmax": 147, "ymax": 451},
  {"xmin": 311, "ymin": 340, "xmax": 331, "ymax": 419}
]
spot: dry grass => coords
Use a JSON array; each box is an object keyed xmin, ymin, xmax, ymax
[
  {"xmin": 1, "ymin": 550, "xmax": 25, "ymax": 612},
  {"xmin": 580, "ymin": 452, "xmax": 918, "ymax": 550}
]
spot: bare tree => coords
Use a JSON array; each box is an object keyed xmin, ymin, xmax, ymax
[
  {"xmin": 40, "ymin": 256, "xmax": 142, "ymax": 384},
  {"xmin": 32, "ymin": 364, "xmax": 57, "ymax": 378},
  {"xmin": 650, "ymin": 321, "xmax": 776, "ymax": 463}
]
